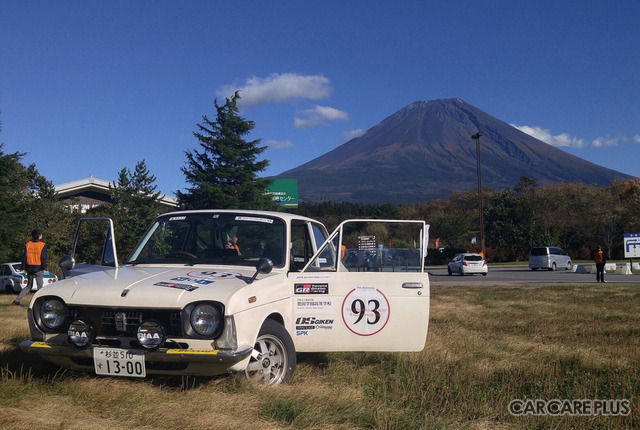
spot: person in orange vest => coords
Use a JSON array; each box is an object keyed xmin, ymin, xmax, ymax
[
  {"xmin": 593, "ymin": 245, "xmax": 606, "ymax": 283},
  {"xmin": 13, "ymin": 229, "xmax": 47, "ymax": 305}
]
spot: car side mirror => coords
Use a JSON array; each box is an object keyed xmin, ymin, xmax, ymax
[
  {"xmin": 59, "ymin": 254, "xmax": 75, "ymax": 280},
  {"xmin": 248, "ymin": 257, "xmax": 273, "ymax": 284}
]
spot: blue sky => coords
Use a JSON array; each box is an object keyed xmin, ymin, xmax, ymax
[{"xmin": 1, "ymin": 1, "xmax": 638, "ymax": 198}]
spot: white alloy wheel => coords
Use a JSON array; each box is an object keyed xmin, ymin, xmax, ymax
[{"xmin": 244, "ymin": 319, "xmax": 296, "ymax": 386}]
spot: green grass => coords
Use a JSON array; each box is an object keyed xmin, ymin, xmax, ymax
[{"xmin": 1, "ymin": 285, "xmax": 638, "ymax": 429}]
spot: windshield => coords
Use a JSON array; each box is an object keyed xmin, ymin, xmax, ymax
[{"xmin": 127, "ymin": 213, "xmax": 286, "ymax": 267}]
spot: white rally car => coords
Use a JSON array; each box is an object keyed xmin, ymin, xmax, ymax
[{"xmin": 20, "ymin": 210, "xmax": 430, "ymax": 385}]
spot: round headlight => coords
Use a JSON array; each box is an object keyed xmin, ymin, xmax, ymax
[
  {"xmin": 68, "ymin": 320, "xmax": 95, "ymax": 347},
  {"xmin": 137, "ymin": 321, "xmax": 165, "ymax": 350},
  {"xmin": 190, "ymin": 304, "xmax": 220, "ymax": 336},
  {"xmin": 40, "ymin": 299, "xmax": 68, "ymax": 330}
]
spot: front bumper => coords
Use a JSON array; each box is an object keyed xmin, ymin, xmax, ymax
[{"xmin": 19, "ymin": 339, "xmax": 253, "ymax": 376}]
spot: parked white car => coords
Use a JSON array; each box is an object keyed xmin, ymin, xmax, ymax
[
  {"xmin": 20, "ymin": 211, "xmax": 430, "ymax": 385},
  {"xmin": 447, "ymin": 253, "xmax": 488, "ymax": 276},
  {"xmin": 1, "ymin": 262, "xmax": 58, "ymax": 293}
]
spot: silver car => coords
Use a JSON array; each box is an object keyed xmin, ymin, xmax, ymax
[
  {"xmin": 447, "ymin": 253, "xmax": 488, "ymax": 276},
  {"xmin": 528, "ymin": 246, "xmax": 572, "ymax": 271}
]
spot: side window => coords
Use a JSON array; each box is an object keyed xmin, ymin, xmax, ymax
[{"xmin": 291, "ymin": 221, "xmax": 314, "ymax": 272}]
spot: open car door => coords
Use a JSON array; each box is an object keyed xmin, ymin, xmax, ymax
[
  {"xmin": 289, "ymin": 219, "xmax": 429, "ymax": 352},
  {"xmin": 60, "ymin": 217, "xmax": 118, "ymax": 278}
]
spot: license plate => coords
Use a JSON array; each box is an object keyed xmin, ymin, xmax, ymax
[{"xmin": 94, "ymin": 347, "xmax": 146, "ymax": 378}]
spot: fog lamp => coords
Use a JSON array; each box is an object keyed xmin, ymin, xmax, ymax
[
  {"xmin": 67, "ymin": 320, "xmax": 95, "ymax": 347},
  {"xmin": 137, "ymin": 321, "xmax": 165, "ymax": 351}
]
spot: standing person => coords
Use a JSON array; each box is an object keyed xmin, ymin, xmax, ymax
[
  {"xmin": 593, "ymin": 245, "xmax": 606, "ymax": 283},
  {"xmin": 13, "ymin": 229, "xmax": 47, "ymax": 305}
]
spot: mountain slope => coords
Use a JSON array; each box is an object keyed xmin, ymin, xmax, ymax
[{"xmin": 277, "ymin": 98, "xmax": 632, "ymax": 203}]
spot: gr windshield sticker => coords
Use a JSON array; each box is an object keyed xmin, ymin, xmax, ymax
[
  {"xmin": 154, "ymin": 281, "xmax": 199, "ymax": 292},
  {"xmin": 234, "ymin": 216, "xmax": 274, "ymax": 224},
  {"xmin": 168, "ymin": 216, "xmax": 186, "ymax": 221},
  {"xmin": 341, "ymin": 286, "xmax": 390, "ymax": 336},
  {"xmin": 186, "ymin": 270, "xmax": 241, "ymax": 280}
]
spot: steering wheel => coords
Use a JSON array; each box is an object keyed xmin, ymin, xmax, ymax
[{"xmin": 166, "ymin": 250, "xmax": 197, "ymax": 260}]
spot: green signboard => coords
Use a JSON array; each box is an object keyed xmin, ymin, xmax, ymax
[{"xmin": 267, "ymin": 179, "xmax": 298, "ymax": 208}]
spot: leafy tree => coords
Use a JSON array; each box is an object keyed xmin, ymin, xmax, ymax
[
  {"xmin": 0, "ymin": 143, "xmax": 31, "ymax": 262},
  {"xmin": 177, "ymin": 92, "xmax": 275, "ymax": 210},
  {"xmin": 89, "ymin": 160, "xmax": 165, "ymax": 261}
]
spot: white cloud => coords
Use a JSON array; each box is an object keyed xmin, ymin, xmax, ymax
[
  {"xmin": 591, "ymin": 137, "xmax": 619, "ymax": 147},
  {"xmin": 512, "ymin": 123, "xmax": 632, "ymax": 149},
  {"xmin": 218, "ymin": 73, "xmax": 332, "ymax": 108},
  {"xmin": 343, "ymin": 128, "xmax": 366, "ymax": 140},
  {"xmin": 511, "ymin": 124, "xmax": 586, "ymax": 148},
  {"xmin": 265, "ymin": 139, "xmax": 293, "ymax": 149},
  {"xmin": 294, "ymin": 105, "xmax": 349, "ymax": 128}
]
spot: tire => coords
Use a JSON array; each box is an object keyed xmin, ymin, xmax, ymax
[
  {"xmin": 551, "ymin": 262, "xmax": 557, "ymax": 271},
  {"xmin": 4, "ymin": 279, "xmax": 15, "ymax": 294},
  {"xmin": 531, "ymin": 268, "xmax": 538, "ymax": 271},
  {"xmin": 447, "ymin": 267, "xmax": 452, "ymax": 276},
  {"xmin": 482, "ymin": 273, "xmax": 487, "ymax": 276},
  {"xmin": 459, "ymin": 267, "xmax": 464, "ymax": 276},
  {"xmin": 566, "ymin": 261, "xmax": 572, "ymax": 271},
  {"xmin": 244, "ymin": 319, "xmax": 296, "ymax": 386}
]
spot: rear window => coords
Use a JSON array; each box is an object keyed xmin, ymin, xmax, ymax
[
  {"xmin": 464, "ymin": 255, "xmax": 483, "ymax": 261},
  {"xmin": 530, "ymin": 247, "xmax": 548, "ymax": 256}
]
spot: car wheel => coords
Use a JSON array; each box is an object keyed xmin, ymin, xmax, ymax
[
  {"xmin": 459, "ymin": 267, "xmax": 464, "ymax": 276},
  {"xmin": 551, "ymin": 262, "xmax": 557, "ymax": 271},
  {"xmin": 244, "ymin": 319, "xmax": 296, "ymax": 386},
  {"xmin": 566, "ymin": 261, "xmax": 572, "ymax": 270},
  {"xmin": 531, "ymin": 268, "xmax": 538, "ymax": 271},
  {"xmin": 447, "ymin": 267, "xmax": 452, "ymax": 276},
  {"xmin": 4, "ymin": 279, "xmax": 15, "ymax": 294},
  {"xmin": 482, "ymin": 273, "xmax": 487, "ymax": 276}
]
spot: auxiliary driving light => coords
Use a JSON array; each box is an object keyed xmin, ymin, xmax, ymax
[
  {"xmin": 67, "ymin": 320, "xmax": 95, "ymax": 347},
  {"xmin": 137, "ymin": 321, "xmax": 165, "ymax": 350}
]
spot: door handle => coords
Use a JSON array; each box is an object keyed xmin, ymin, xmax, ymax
[{"xmin": 402, "ymin": 282, "xmax": 423, "ymax": 289}]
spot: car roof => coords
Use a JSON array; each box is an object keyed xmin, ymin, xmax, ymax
[{"xmin": 157, "ymin": 209, "xmax": 321, "ymax": 224}]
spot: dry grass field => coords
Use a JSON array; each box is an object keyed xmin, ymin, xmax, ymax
[{"xmin": 1, "ymin": 283, "xmax": 638, "ymax": 429}]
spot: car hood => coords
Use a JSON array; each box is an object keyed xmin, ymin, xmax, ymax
[{"xmin": 39, "ymin": 265, "xmax": 273, "ymax": 308}]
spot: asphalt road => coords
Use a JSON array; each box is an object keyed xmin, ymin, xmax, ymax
[{"xmin": 427, "ymin": 265, "xmax": 640, "ymax": 286}]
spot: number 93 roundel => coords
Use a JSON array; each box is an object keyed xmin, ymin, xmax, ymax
[{"xmin": 341, "ymin": 286, "xmax": 390, "ymax": 336}]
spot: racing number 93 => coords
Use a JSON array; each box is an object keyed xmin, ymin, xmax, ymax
[{"xmin": 341, "ymin": 286, "xmax": 390, "ymax": 336}]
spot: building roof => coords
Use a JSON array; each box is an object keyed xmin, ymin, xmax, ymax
[{"xmin": 55, "ymin": 175, "xmax": 179, "ymax": 208}]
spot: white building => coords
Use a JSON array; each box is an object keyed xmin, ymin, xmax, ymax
[{"xmin": 55, "ymin": 175, "xmax": 178, "ymax": 213}]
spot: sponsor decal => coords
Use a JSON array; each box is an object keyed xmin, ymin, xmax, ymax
[
  {"xmin": 166, "ymin": 349, "xmax": 219, "ymax": 355},
  {"xmin": 171, "ymin": 276, "xmax": 213, "ymax": 285},
  {"xmin": 341, "ymin": 286, "xmax": 390, "ymax": 336},
  {"xmin": 186, "ymin": 270, "xmax": 241, "ymax": 280},
  {"xmin": 295, "ymin": 330, "xmax": 309, "ymax": 336},
  {"xmin": 154, "ymin": 281, "xmax": 199, "ymax": 292},
  {"xmin": 234, "ymin": 216, "xmax": 273, "ymax": 224},
  {"xmin": 295, "ymin": 298, "xmax": 334, "ymax": 313},
  {"xmin": 294, "ymin": 283, "xmax": 329, "ymax": 294},
  {"xmin": 293, "ymin": 274, "xmax": 333, "ymax": 280},
  {"xmin": 294, "ymin": 316, "xmax": 334, "ymax": 331}
]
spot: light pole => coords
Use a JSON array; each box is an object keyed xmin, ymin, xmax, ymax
[{"xmin": 471, "ymin": 131, "xmax": 485, "ymax": 257}]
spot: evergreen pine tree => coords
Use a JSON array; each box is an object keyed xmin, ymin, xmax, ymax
[{"xmin": 177, "ymin": 92, "xmax": 275, "ymax": 210}]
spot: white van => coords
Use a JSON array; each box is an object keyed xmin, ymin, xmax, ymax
[{"xmin": 529, "ymin": 246, "xmax": 572, "ymax": 271}]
